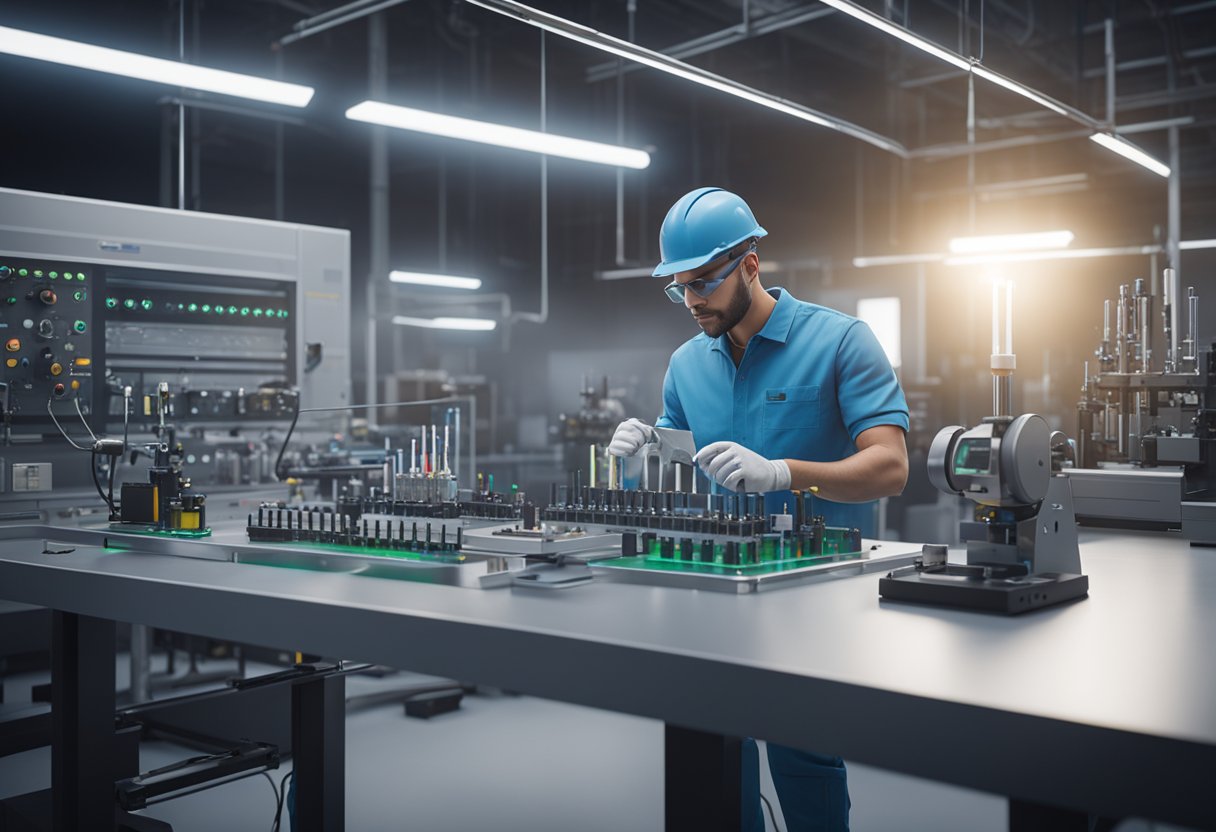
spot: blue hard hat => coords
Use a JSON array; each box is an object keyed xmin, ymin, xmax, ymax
[{"xmin": 652, "ymin": 187, "xmax": 768, "ymax": 277}]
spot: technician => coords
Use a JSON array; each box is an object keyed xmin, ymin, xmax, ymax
[{"xmin": 607, "ymin": 187, "xmax": 910, "ymax": 831}]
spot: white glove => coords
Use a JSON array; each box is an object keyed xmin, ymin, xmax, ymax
[
  {"xmin": 607, "ymin": 418, "xmax": 656, "ymax": 457},
  {"xmin": 694, "ymin": 441, "xmax": 791, "ymax": 493}
]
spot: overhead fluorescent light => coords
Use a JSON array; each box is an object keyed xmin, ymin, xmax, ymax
[
  {"xmin": 0, "ymin": 25, "xmax": 314, "ymax": 107},
  {"xmin": 949, "ymin": 230, "xmax": 1075, "ymax": 254},
  {"xmin": 390, "ymin": 271, "xmax": 482, "ymax": 290},
  {"xmin": 392, "ymin": 315, "xmax": 498, "ymax": 331},
  {"xmin": 816, "ymin": 0, "xmax": 970, "ymax": 70},
  {"xmin": 969, "ymin": 65, "xmax": 1070, "ymax": 116},
  {"xmin": 347, "ymin": 101, "xmax": 650, "ymax": 169},
  {"xmin": 1180, "ymin": 239, "xmax": 1216, "ymax": 251},
  {"xmin": 852, "ymin": 253, "xmax": 945, "ymax": 268},
  {"xmin": 945, "ymin": 244, "xmax": 1159, "ymax": 265},
  {"xmin": 1089, "ymin": 133, "xmax": 1170, "ymax": 177},
  {"xmin": 462, "ymin": 0, "xmax": 907, "ymax": 156}
]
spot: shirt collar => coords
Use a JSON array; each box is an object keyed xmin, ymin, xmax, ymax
[{"xmin": 709, "ymin": 287, "xmax": 795, "ymax": 355}]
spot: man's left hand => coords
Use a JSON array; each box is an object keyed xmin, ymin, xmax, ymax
[{"xmin": 694, "ymin": 441, "xmax": 792, "ymax": 493}]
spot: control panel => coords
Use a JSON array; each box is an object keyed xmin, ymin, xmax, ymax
[{"xmin": 0, "ymin": 258, "xmax": 95, "ymax": 425}]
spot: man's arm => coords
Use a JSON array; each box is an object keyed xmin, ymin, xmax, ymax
[{"xmin": 784, "ymin": 424, "xmax": 908, "ymax": 502}]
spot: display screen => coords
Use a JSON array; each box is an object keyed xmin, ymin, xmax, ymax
[{"xmin": 953, "ymin": 438, "xmax": 992, "ymax": 475}]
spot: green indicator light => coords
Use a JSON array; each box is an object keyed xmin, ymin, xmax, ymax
[
  {"xmin": 141, "ymin": 299, "xmax": 153, "ymax": 311},
  {"xmin": 5, "ymin": 297, "xmax": 16, "ymax": 306},
  {"xmin": 252, "ymin": 308, "xmax": 263, "ymax": 317},
  {"xmin": 73, "ymin": 320, "xmax": 87, "ymax": 333},
  {"xmin": 106, "ymin": 297, "xmax": 118, "ymax": 309},
  {"xmin": 33, "ymin": 270, "xmax": 43, "ymax": 278},
  {"xmin": 281, "ymin": 310, "xmax": 289, "ymax": 318},
  {"xmin": 123, "ymin": 299, "xmax": 136, "ymax": 310},
  {"xmin": 18, "ymin": 269, "xmax": 28, "ymax": 277},
  {"xmin": 240, "ymin": 307, "xmax": 250, "ymax": 316},
  {"xmin": 77, "ymin": 273, "xmax": 86, "ymax": 280},
  {"xmin": 61, "ymin": 273, "xmax": 72, "ymax": 281},
  {"xmin": 228, "ymin": 305, "xmax": 237, "ymax": 315},
  {"xmin": 216, "ymin": 306, "xmax": 225, "ymax": 315},
  {"xmin": 49, "ymin": 271, "xmax": 58, "ymax": 279},
  {"xmin": 73, "ymin": 290, "xmax": 87, "ymax": 302},
  {"xmin": 201, "ymin": 304, "xmax": 211, "ymax": 313},
  {"xmin": 187, "ymin": 303, "xmax": 198, "ymax": 313}
]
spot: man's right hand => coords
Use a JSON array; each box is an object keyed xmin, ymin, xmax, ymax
[{"xmin": 607, "ymin": 418, "xmax": 655, "ymax": 457}]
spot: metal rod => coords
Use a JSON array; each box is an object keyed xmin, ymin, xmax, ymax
[
  {"xmin": 279, "ymin": 0, "xmax": 413, "ymax": 47},
  {"xmin": 178, "ymin": 0, "xmax": 186, "ymax": 212},
  {"xmin": 1104, "ymin": 19, "xmax": 1116, "ymax": 125}
]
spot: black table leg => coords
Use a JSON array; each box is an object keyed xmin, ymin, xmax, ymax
[
  {"xmin": 51, "ymin": 611, "xmax": 116, "ymax": 832},
  {"xmin": 1010, "ymin": 800, "xmax": 1119, "ymax": 832},
  {"xmin": 291, "ymin": 672, "xmax": 345, "ymax": 831},
  {"xmin": 665, "ymin": 725, "xmax": 742, "ymax": 832}
]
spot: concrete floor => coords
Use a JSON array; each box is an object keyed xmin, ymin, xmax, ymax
[{"xmin": 0, "ymin": 654, "xmax": 1192, "ymax": 832}]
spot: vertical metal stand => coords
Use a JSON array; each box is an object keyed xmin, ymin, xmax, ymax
[
  {"xmin": 665, "ymin": 725, "xmax": 742, "ymax": 832},
  {"xmin": 51, "ymin": 611, "xmax": 117, "ymax": 832},
  {"xmin": 291, "ymin": 673, "xmax": 346, "ymax": 832}
]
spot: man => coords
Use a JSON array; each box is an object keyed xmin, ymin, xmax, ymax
[{"xmin": 608, "ymin": 187, "xmax": 909, "ymax": 831}]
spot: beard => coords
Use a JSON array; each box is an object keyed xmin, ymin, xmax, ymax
[{"xmin": 695, "ymin": 274, "xmax": 753, "ymax": 338}]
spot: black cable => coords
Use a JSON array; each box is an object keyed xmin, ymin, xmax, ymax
[
  {"xmin": 759, "ymin": 792, "xmax": 782, "ymax": 832},
  {"xmin": 260, "ymin": 771, "xmax": 280, "ymax": 822},
  {"xmin": 90, "ymin": 450, "xmax": 116, "ymax": 515},
  {"xmin": 272, "ymin": 770, "xmax": 293, "ymax": 832},
  {"xmin": 273, "ymin": 395, "xmax": 465, "ymax": 482}
]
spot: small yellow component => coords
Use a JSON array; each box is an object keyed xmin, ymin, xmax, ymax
[
  {"xmin": 71, "ymin": 379, "xmax": 80, "ymax": 391},
  {"xmin": 50, "ymin": 362, "xmax": 63, "ymax": 376},
  {"xmin": 73, "ymin": 357, "xmax": 92, "ymax": 367},
  {"xmin": 152, "ymin": 486, "xmax": 159, "ymax": 522},
  {"xmin": 5, "ymin": 358, "xmax": 16, "ymax": 368},
  {"xmin": 179, "ymin": 511, "xmax": 200, "ymax": 530},
  {"xmin": 143, "ymin": 396, "xmax": 153, "ymax": 417}
]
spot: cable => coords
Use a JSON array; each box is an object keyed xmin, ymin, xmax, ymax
[
  {"xmin": 46, "ymin": 396, "xmax": 91, "ymax": 451},
  {"xmin": 74, "ymin": 396, "xmax": 98, "ymax": 442},
  {"xmin": 90, "ymin": 450, "xmax": 116, "ymax": 515},
  {"xmin": 759, "ymin": 792, "xmax": 783, "ymax": 832},
  {"xmin": 271, "ymin": 770, "xmax": 293, "ymax": 832},
  {"xmin": 260, "ymin": 771, "xmax": 280, "ymax": 821},
  {"xmin": 273, "ymin": 395, "xmax": 465, "ymax": 481}
]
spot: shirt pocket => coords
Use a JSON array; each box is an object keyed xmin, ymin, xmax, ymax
[{"xmin": 762, "ymin": 385, "xmax": 820, "ymax": 432}]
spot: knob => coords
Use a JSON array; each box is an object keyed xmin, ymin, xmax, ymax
[
  {"xmin": 50, "ymin": 362, "xmax": 63, "ymax": 377},
  {"xmin": 73, "ymin": 320, "xmax": 87, "ymax": 333},
  {"xmin": 38, "ymin": 319, "xmax": 55, "ymax": 338},
  {"xmin": 39, "ymin": 289, "xmax": 57, "ymax": 305},
  {"xmin": 53, "ymin": 383, "xmax": 65, "ymax": 397},
  {"xmin": 0, "ymin": 265, "xmax": 10, "ymax": 278},
  {"xmin": 4, "ymin": 338, "xmax": 19, "ymax": 352}
]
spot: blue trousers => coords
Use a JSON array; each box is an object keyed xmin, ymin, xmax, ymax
[{"xmin": 742, "ymin": 739, "xmax": 851, "ymax": 832}]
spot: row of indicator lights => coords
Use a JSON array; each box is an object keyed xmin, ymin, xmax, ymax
[
  {"xmin": 104, "ymin": 298, "xmax": 289, "ymax": 318},
  {"xmin": 0, "ymin": 266, "xmax": 87, "ymax": 280},
  {"xmin": 3, "ymin": 290, "xmax": 87, "ymax": 305}
]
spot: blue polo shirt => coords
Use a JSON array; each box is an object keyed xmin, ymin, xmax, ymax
[{"xmin": 655, "ymin": 288, "xmax": 909, "ymax": 535}]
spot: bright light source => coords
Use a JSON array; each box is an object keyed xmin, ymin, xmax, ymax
[
  {"xmin": 346, "ymin": 101, "xmax": 650, "ymax": 169},
  {"xmin": 462, "ymin": 0, "xmax": 906, "ymax": 156},
  {"xmin": 1089, "ymin": 133, "xmax": 1170, "ymax": 178},
  {"xmin": 817, "ymin": 0, "xmax": 970, "ymax": 70},
  {"xmin": 393, "ymin": 315, "xmax": 498, "ymax": 331},
  {"xmin": 944, "ymin": 244, "xmax": 1158, "ymax": 266},
  {"xmin": 949, "ymin": 230, "xmax": 1075, "ymax": 254},
  {"xmin": 0, "ymin": 25, "xmax": 314, "ymax": 107},
  {"xmin": 856, "ymin": 297, "xmax": 902, "ymax": 369},
  {"xmin": 852, "ymin": 253, "xmax": 945, "ymax": 268},
  {"xmin": 390, "ymin": 271, "xmax": 482, "ymax": 290},
  {"xmin": 970, "ymin": 66, "xmax": 1070, "ymax": 116}
]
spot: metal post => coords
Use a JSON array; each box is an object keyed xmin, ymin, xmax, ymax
[
  {"xmin": 665, "ymin": 725, "xmax": 742, "ymax": 831},
  {"xmin": 1104, "ymin": 19, "xmax": 1115, "ymax": 125},
  {"xmin": 129, "ymin": 624, "xmax": 151, "ymax": 704},
  {"xmin": 178, "ymin": 0, "xmax": 186, "ymax": 211},
  {"xmin": 368, "ymin": 14, "xmax": 389, "ymax": 408},
  {"xmin": 52, "ymin": 612, "xmax": 117, "ymax": 832},
  {"xmin": 1167, "ymin": 125, "xmax": 1181, "ymax": 288},
  {"xmin": 291, "ymin": 673, "xmax": 346, "ymax": 832}
]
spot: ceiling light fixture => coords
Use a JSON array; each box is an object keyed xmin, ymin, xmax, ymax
[
  {"xmin": 1089, "ymin": 133, "xmax": 1171, "ymax": 178},
  {"xmin": 949, "ymin": 230, "xmax": 1075, "ymax": 254},
  {"xmin": 461, "ymin": 0, "xmax": 908, "ymax": 157},
  {"xmin": 816, "ymin": 0, "xmax": 970, "ymax": 70},
  {"xmin": 390, "ymin": 271, "xmax": 483, "ymax": 290},
  {"xmin": 0, "ymin": 25, "xmax": 314, "ymax": 107},
  {"xmin": 346, "ymin": 101, "xmax": 650, "ymax": 169},
  {"xmin": 943, "ymin": 244, "xmax": 1159, "ymax": 266},
  {"xmin": 392, "ymin": 315, "xmax": 498, "ymax": 331},
  {"xmin": 1180, "ymin": 239, "xmax": 1216, "ymax": 251}
]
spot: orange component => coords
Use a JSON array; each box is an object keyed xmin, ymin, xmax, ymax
[
  {"xmin": 50, "ymin": 362, "xmax": 63, "ymax": 376},
  {"xmin": 70, "ymin": 379, "xmax": 81, "ymax": 391},
  {"xmin": 73, "ymin": 357, "xmax": 92, "ymax": 367},
  {"xmin": 4, "ymin": 338, "xmax": 19, "ymax": 353},
  {"xmin": 5, "ymin": 358, "xmax": 16, "ymax": 368}
]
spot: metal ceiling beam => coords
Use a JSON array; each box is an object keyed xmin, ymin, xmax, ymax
[
  {"xmin": 584, "ymin": 5, "xmax": 836, "ymax": 84},
  {"xmin": 1082, "ymin": 45, "xmax": 1216, "ymax": 80},
  {"xmin": 908, "ymin": 115, "xmax": 1193, "ymax": 161},
  {"xmin": 463, "ymin": 0, "xmax": 909, "ymax": 157},
  {"xmin": 276, "ymin": 0, "xmax": 412, "ymax": 47}
]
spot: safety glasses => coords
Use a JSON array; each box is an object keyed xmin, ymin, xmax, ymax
[{"xmin": 663, "ymin": 243, "xmax": 755, "ymax": 304}]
